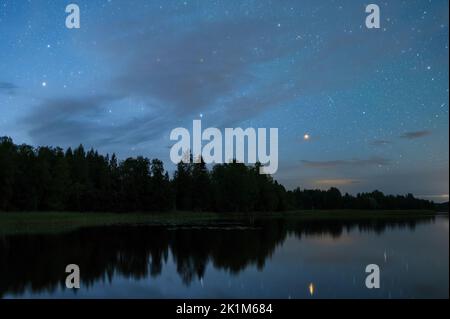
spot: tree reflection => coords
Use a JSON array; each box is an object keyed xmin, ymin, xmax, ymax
[{"xmin": 0, "ymin": 215, "xmax": 435, "ymax": 297}]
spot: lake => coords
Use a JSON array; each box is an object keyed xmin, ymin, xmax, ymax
[{"xmin": 0, "ymin": 213, "xmax": 448, "ymax": 299}]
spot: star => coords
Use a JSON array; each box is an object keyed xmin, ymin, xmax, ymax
[{"xmin": 41, "ymin": 81, "xmax": 47, "ymax": 87}]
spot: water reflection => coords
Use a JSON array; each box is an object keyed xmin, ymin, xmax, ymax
[{"xmin": 0, "ymin": 215, "xmax": 447, "ymax": 298}]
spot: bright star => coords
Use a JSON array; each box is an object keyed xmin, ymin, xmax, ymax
[{"xmin": 308, "ymin": 283, "xmax": 315, "ymax": 296}]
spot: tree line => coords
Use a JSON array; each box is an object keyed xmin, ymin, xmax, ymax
[{"xmin": 0, "ymin": 137, "xmax": 435, "ymax": 212}]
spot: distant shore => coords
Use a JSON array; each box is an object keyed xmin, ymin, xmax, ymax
[{"xmin": 0, "ymin": 210, "xmax": 442, "ymax": 235}]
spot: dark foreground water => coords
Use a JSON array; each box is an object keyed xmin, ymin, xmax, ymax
[{"xmin": 1, "ymin": 214, "xmax": 448, "ymax": 299}]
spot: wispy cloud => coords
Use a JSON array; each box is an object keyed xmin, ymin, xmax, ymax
[
  {"xmin": 106, "ymin": 18, "xmax": 291, "ymax": 117},
  {"xmin": 301, "ymin": 157, "xmax": 390, "ymax": 168},
  {"xmin": 416, "ymin": 194, "xmax": 449, "ymax": 200},
  {"xmin": 0, "ymin": 81, "xmax": 18, "ymax": 94},
  {"xmin": 22, "ymin": 94, "xmax": 123, "ymax": 146},
  {"xmin": 400, "ymin": 130, "xmax": 432, "ymax": 139},
  {"xmin": 314, "ymin": 179, "xmax": 361, "ymax": 186},
  {"xmin": 0, "ymin": 81, "xmax": 17, "ymax": 89}
]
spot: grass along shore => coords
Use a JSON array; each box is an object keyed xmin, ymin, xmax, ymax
[{"xmin": 0, "ymin": 210, "xmax": 440, "ymax": 235}]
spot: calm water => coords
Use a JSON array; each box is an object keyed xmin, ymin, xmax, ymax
[{"xmin": 1, "ymin": 214, "xmax": 448, "ymax": 299}]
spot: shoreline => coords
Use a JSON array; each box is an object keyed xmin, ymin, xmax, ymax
[{"xmin": 0, "ymin": 210, "xmax": 443, "ymax": 235}]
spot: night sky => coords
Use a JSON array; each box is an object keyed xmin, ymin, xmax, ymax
[{"xmin": 0, "ymin": 0, "xmax": 448, "ymax": 201}]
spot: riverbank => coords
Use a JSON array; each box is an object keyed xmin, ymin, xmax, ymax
[{"xmin": 0, "ymin": 210, "xmax": 440, "ymax": 235}]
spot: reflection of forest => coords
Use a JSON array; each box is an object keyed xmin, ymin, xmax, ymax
[{"xmin": 0, "ymin": 216, "xmax": 434, "ymax": 297}]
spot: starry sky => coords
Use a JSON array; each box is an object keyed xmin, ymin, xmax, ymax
[{"xmin": 0, "ymin": 0, "xmax": 448, "ymax": 201}]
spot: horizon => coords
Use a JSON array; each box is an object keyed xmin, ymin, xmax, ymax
[{"xmin": 1, "ymin": 135, "xmax": 447, "ymax": 204}]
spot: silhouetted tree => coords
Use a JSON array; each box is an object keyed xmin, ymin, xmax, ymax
[
  {"xmin": 0, "ymin": 137, "xmax": 436, "ymax": 213},
  {"xmin": 191, "ymin": 157, "xmax": 211, "ymax": 211}
]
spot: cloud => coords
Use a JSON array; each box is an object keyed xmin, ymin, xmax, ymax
[
  {"xmin": 314, "ymin": 179, "xmax": 361, "ymax": 186},
  {"xmin": 416, "ymin": 194, "xmax": 449, "ymax": 201},
  {"xmin": 0, "ymin": 82, "xmax": 17, "ymax": 89},
  {"xmin": 300, "ymin": 157, "xmax": 390, "ymax": 169},
  {"xmin": 18, "ymin": 3, "xmax": 444, "ymax": 152},
  {"xmin": 24, "ymin": 95, "xmax": 119, "ymax": 121},
  {"xmin": 0, "ymin": 81, "xmax": 18, "ymax": 94},
  {"xmin": 105, "ymin": 18, "xmax": 290, "ymax": 117},
  {"xmin": 400, "ymin": 130, "xmax": 432, "ymax": 139},
  {"xmin": 96, "ymin": 8, "xmax": 413, "ymax": 125},
  {"xmin": 22, "ymin": 94, "xmax": 121, "ymax": 145},
  {"xmin": 22, "ymin": 17, "xmax": 297, "ymax": 147}
]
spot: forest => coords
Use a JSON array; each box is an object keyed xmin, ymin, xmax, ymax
[{"xmin": 0, "ymin": 136, "xmax": 435, "ymax": 213}]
